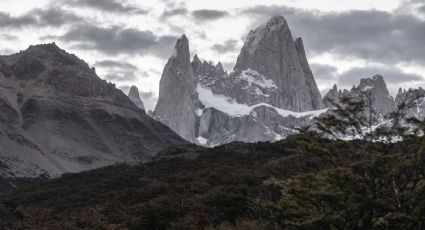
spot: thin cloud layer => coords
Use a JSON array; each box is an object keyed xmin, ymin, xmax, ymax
[
  {"xmin": 62, "ymin": 0, "xmax": 147, "ymax": 14},
  {"xmin": 0, "ymin": 12, "xmax": 36, "ymax": 28},
  {"xmin": 95, "ymin": 59, "xmax": 148, "ymax": 82},
  {"xmin": 0, "ymin": 8, "xmax": 83, "ymax": 28},
  {"xmin": 310, "ymin": 64, "xmax": 338, "ymax": 81},
  {"xmin": 0, "ymin": 33, "xmax": 18, "ymax": 40},
  {"xmin": 192, "ymin": 9, "xmax": 229, "ymax": 20},
  {"xmin": 95, "ymin": 60, "xmax": 139, "ymax": 72},
  {"xmin": 55, "ymin": 24, "xmax": 177, "ymax": 58},
  {"xmin": 34, "ymin": 8, "xmax": 84, "ymax": 27},
  {"xmin": 211, "ymin": 39, "xmax": 238, "ymax": 53},
  {"xmin": 419, "ymin": 5, "xmax": 425, "ymax": 13},
  {"xmin": 161, "ymin": 8, "xmax": 188, "ymax": 18},
  {"xmin": 139, "ymin": 91, "xmax": 158, "ymax": 111}
]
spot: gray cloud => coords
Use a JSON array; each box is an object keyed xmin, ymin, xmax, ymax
[
  {"xmin": 161, "ymin": 8, "xmax": 187, "ymax": 18},
  {"xmin": 104, "ymin": 72, "xmax": 137, "ymax": 82},
  {"xmin": 140, "ymin": 91, "xmax": 155, "ymax": 98},
  {"xmin": 118, "ymin": 85, "xmax": 158, "ymax": 111},
  {"xmin": 0, "ymin": 12, "xmax": 37, "ymax": 28},
  {"xmin": 140, "ymin": 91, "xmax": 158, "ymax": 111},
  {"xmin": 192, "ymin": 9, "xmax": 229, "ymax": 20},
  {"xmin": 151, "ymin": 35, "xmax": 180, "ymax": 58},
  {"xmin": 55, "ymin": 25, "xmax": 177, "ymax": 58},
  {"xmin": 159, "ymin": 0, "xmax": 185, "ymax": 9},
  {"xmin": 118, "ymin": 85, "xmax": 131, "ymax": 94},
  {"xmin": 33, "ymin": 8, "xmax": 84, "ymax": 27},
  {"xmin": 419, "ymin": 5, "xmax": 425, "ymax": 13},
  {"xmin": 0, "ymin": 8, "xmax": 84, "ymax": 29},
  {"xmin": 338, "ymin": 66, "xmax": 423, "ymax": 88},
  {"xmin": 62, "ymin": 0, "xmax": 147, "ymax": 14},
  {"xmin": 310, "ymin": 64, "xmax": 338, "ymax": 81},
  {"xmin": 241, "ymin": 5, "xmax": 425, "ymax": 65},
  {"xmin": 211, "ymin": 39, "xmax": 238, "ymax": 53},
  {"xmin": 95, "ymin": 60, "xmax": 138, "ymax": 71},
  {"xmin": 94, "ymin": 60, "xmax": 134, "ymax": 68},
  {"xmin": 148, "ymin": 68, "xmax": 162, "ymax": 76},
  {"xmin": 241, "ymin": 5, "xmax": 296, "ymax": 18},
  {"xmin": 166, "ymin": 24, "xmax": 185, "ymax": 34},
  {"xmin": 95, "ymin": 59, "xmax": 148, "ymax": 82},
  {"xmin": 60, "ymin": 26, "xmax": 154, "ymax": 53}
]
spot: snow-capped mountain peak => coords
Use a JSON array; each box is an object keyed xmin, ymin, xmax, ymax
[{"xmin": 154, "ymin": 16, "xmax": 327, "ymax": 146}]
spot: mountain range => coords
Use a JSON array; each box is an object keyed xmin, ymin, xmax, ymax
[
  {"xmin": 153, "ymin": 16, "xmax": 425, "ymax": 146},
  {"xmin": 1, "ymin": 13, "xmax": 425, "ymax": 229},
  {"xmin": 1, "ymin": 15, "xmax": 424, "ymax": 190},
  {"xmin": 0, "ymin": 43, "xmax": 186, "ymax": 191}
]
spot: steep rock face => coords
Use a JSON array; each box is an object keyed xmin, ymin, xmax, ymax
[
  {"xmin": 230, "ymin": 16, "xmax": 325, "ymax": 111},
  {"xmin": 128, "ymin": 85, "xmax": 145, "ymax": 110},
  {"xmin": 0, "ymin": 43, "xmax": 187, "ymax": 180},
  {"xmin": 323, "ymin": 75, "xmax": 395, "ymax": 116},
  {"xmin": 154, "ymin": 35, "xmax": 199, "ymax": 141},
  {"xmin": 294, "ymin": 38, "xmax": 325, "ymax": 110},
  {"xmin": 395, "ymin": 87, "xmax": 425, "ymax": 119}
]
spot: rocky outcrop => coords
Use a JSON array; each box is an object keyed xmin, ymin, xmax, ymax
[
  {"xmin": 154, "ymin": 16, "xmax": 327, "ymax": 146},
  {"xmin": 323, "ymin": 84, "xmax": 340, "ymax": 108},
  {"xmin": 192, "ymin": 55, "xmax": 227, "ymax": 78},
  {"xmin": 0, "ymin": 43, "xmax": 187, "ymax": 180},
  {"xmin": 323, "ymin": 75, "xmax": 395, "ymax": 116},
  {"xmin": 128, "ymin": 85, "xmax": 145, "ymax": 110}
]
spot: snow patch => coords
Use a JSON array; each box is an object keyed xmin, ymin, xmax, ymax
[
  {"xmin": 195, "ymin": 109, "xmax": 203, "ymax": 117},
  {"xmin": 239, "ymin": 69, "xmax": 277, "ymax": 89},
  {"xmin": 361, "ymin": 85, "xmax": 374, "ymax": 91},
  {"xmin": 196, "ymin": 136, "xmax": 208, "ymax": 145},
  {"xmin": 197, "ymin": 84, "xmax": 328, "ymax": 118}
]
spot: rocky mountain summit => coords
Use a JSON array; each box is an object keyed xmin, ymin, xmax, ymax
[
  {"xmin": 128, "ymin": 85, "xmax": 145, "ymax": 110},
  {"xmin": 0, "ymin": 43, "xmax": 186, "ymax": 184},
  {"xmin": 230, "ymin": 16, "xmax": 325, "ymax": 111},
  {"xmin": 323, "ymin": 75, "xmax": 395, "ymax": 116},
  {"xmin": 154, "ymin": 16, "xmax": 327, "ymax": 146},
  {"xmin": 154, "ymin": 35, "xmax": 200, "ymax": 141}
]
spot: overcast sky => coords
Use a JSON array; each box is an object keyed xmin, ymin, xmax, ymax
[{"xmin": 1, "ymin": 0, "xmax": 424, "ymax": 110}]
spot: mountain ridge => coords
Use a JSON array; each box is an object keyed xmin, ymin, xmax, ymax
[{"xmin": 0, "ymin": 43, "xmax": 187, "ymax": 186}]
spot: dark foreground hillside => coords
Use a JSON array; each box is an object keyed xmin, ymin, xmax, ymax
[{"xmin": 1, "ymin": 134, "xmax": 424, "ymax": 230}]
